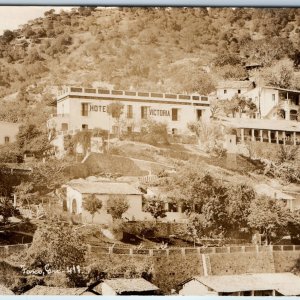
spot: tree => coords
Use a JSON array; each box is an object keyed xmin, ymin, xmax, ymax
[
  {"xmin": 26, "ymin": 221, "xmax": 87, "ymax": 270},
  {"xmin": 14, "ymin": 181, "xmax": 36, "ymax": 210},
  {"xmin": 261, "ymin": 58, "xmax": 296, "ymax": 89},
  {"xmin": 107, "ymin": 102, "xmax": 124, "ymax": 138},
  {"xmin": 71, "ymin": 130, "xmax": 92, "ymax": 156},
  {"xmin": 247, "ymin": 195, "xmax": 290, "ymax": 244},
  {"xmin": 0, "ymin": 143, "xmax": 23, "ymax": 163},
  {"xmin": 1, "ymin": 30, "xmax": 15, "ymax": 44},
  {"xmin": 25, "ymin": 49, "xmax": 43, "ymax": 64},
  {"xmin": 188, "ymin": 121, "xmax": 225, "ymax": 156},
  {"xmin": 144, "ymin": 198, "xmax": 167, "ymax": 221},
  {"xmin": 83, "ymin": 194, "xmax": 102, "ymax": 222},
  {"xmin": 140, "ymin": 120, "xmax": 169, "ymax": 146},
  {"xmin": 107, "ymin": 195, "xmax": 129, "ymax": 220},
  {"xmin": 0, "ymin": 197, "xmax": 21, "ymax": 225},
  {"xmin": 16, "ymin": 123, "xmax": 52, "ymax": 158},
  {"xmin": 226, "ymin": 184, "xmax": 256, "ymax": 232}
]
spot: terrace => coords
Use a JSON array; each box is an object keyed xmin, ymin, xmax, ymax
[{"xmin": 57, "ymin": 86, "xmax": 210, "ymax": 104}]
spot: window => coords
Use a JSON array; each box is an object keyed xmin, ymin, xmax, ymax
[
  {"xmin": 127, "ymin": 105, "xmax": 133, "ymax": 119},
  {"xmin": 224, "ymin": 89, "xmax": 227, "ymax": 94},
  {"xmin": 172, "ymin": 128, "xmax": 178, "ymax": 135},
  {"xmin": 4, "ymin": 136, "xmax": 9, "ymax": 144},
  {"xmin": 197, "ymin": 110, "xmax": 202, "ymax": 121},
  {"xmin": 127, "ymin": 126, "xmax": 132, "ymax": 133},
  {"xmin": 238, "ymin": 89, "xmax": 241, "ymax": 94},
  {"xmin": 141, "ymin": 106, "xmax": 148, "ymax": 119},
  {"xmin": 61, "ymin": 123, "xmax": 68, "ymax": 131},
  {"xmin": 168, "ymin": 202, "xmax": 178, "ymax": 212},
  {"xmin": 82, "ymin": 124, "xmax": 88, "ymax": 130},
  {"xmin": 172, "ymin": 108, "xmax": 178, "ymax": 121},
  {"xmin": 81, "ymin": 103, "xmax": 89, "ymax": 116},
  {"xmin": 272, "ymin": 94, "xmax": 276, "ymax": 102}
]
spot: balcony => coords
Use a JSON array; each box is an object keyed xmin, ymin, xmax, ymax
[{"xmin": 56, "ymin": 86, "xmax": 211, "ymax": 105}]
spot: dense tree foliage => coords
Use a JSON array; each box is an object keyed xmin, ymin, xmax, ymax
[
  {"xmin": 0, "ymin": 7, "xmax": 299, "ymax": 104},
  {"xmin": 159, "ymin": 164, "xmax": 297, "ymax": 242},
  {"xmin": 107, "ymin": 195, "xmax": 129, "ymax": 220},
  {"xmin": 26, "ymin": 221, "xmax": 87, "ymax": 270},
  {"xmin": 83, "ymin": 194, "xmax": 102, "ymax": 222}
]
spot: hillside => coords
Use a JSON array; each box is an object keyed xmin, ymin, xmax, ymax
[
  {"xmin": 0, "ymin": 7, "xmax": 299, "ymax": 137},
  {"xmin": 0, "ymin": 7, "xmax": 299, "ymax": 102}
]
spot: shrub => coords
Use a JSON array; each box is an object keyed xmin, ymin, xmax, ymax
[{"xmin": 140, "ymin": 120, "xmax": 169, "ymax": 146}]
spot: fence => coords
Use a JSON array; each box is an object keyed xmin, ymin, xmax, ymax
[
  {"xmin": 88, "ymin": 244, "xmax": 300, "ymax": 257},
  {"xmin": 2, "ymin": 243, "xmax": 300, "ymax": 259}
]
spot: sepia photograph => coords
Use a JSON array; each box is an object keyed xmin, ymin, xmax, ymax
[{"xmin": 0, "ymin": 5, "xmax": 300, "ymax": 296}]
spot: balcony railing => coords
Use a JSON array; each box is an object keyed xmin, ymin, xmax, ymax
[{"xmin": 57, "ymin": 86, "xmax": 210, "ymax": 103}]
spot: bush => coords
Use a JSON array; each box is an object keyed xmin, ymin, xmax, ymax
[
  {"xmin": 123, "ymin": 221, "xmax": 157, "ymax": 238},
  {"xmin": 140, "ymin": 120, "xmax": 169, "ymax": 146}
]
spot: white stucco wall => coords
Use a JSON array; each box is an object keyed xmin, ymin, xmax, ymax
[
  {"xmin": 217, "ymin": 88, "xmax": 250, "ymax": 100},
  {"xmin": 0, "ymin": 122, "xmax": 20, "ymax": 145},
  {"xmin": 243, "ymin": 87, "xmax": 279, "ymax": 118},
  {"xmin": 55, "ymin": 96, "xmax": 211, "ymax": 135},
  {"xmin": 66, "ymin": 186, "xmax": 150, "ymax": 224}
]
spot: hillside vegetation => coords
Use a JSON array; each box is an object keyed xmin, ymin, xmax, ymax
[{"xmin": 0, "ymin": 8, "xmax": 299, "ymax": 103}]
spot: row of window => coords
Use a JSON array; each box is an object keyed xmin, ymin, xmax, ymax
[
  {"xmin": 224, "ymin": 89, "xmax": 242, "ymax": 94},
  {"xmin": 81, "ymin": 103, "xmax": 180, "ymax": 121}
]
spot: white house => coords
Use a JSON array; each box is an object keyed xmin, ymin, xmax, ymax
[
  {"xmin": 179, "ymin": 273, "xmax": 300, "ymax": 296},
  {"xmin": 95, "ymin": 278, "xmax": 160, "ymax": 295},
  {"xmin": 0, "ymin": 121, "xmax": 20, "ymax": 145},
  {"xmin": 65, "ymin": 178, "xmax": 147, "ymax": 224},
  {"xmin": 216, "ymin": 80, "xmax": 254, "ymax": 100},
  {"xmin": 243, "ymin": 86, "xmax": 300, "ymax": 121}
]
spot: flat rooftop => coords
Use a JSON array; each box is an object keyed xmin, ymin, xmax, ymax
[
  {"xmin": 57, "ymin": 86, "xmax": 210, "ymax": 104},
  {"xmin": 66, "ymin": 178, "xmax": 143, "ymax": 195},
  {"xmin": 222, "ymin": 117, "xmax": 300, "ymax": 132},
  {"xmin": 190, "ymin": 273, "xmax": 300, "ymax": 296}
]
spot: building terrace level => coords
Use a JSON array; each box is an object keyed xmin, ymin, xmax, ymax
[{"xmin": 57, "ymin": 86, "xmax": 210, "ymax": 104}]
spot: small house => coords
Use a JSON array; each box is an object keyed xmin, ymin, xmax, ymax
[
  {"xmin": 179, "ymin": 273, "xmax": 300, "ymax": 296},
  {"xmin": 95, "ymin": 278, "xmax": 160, "ymax": 295},
  {"xmin": 23, "ymin": 285, "xmax": 96, "ymax": 295},
  {"xmin": 216, "ymin": 80, "xmax": 254, "ymax": 100},
  {"xmin": 0, "ymin": 121, "xmax": 20, "ymax": 145},
  {"xmin": 65, "ymin": 178, "xmax": 145, "ymax": 224}
]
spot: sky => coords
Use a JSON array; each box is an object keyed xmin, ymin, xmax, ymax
[{"xmin": 0, "ymin": 6, "xmax": 72, "ymax": 35}]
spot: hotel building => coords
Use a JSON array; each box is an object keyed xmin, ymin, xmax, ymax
[{"xmin": 47, "ymin": 86, "xmax": 211, "ymax": 136}]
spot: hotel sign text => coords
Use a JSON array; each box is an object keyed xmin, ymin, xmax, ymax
[
  {"xmin": 149, "ymin": 109, "xmax": 170, "ymax": 117},
  {"xmin": 90, "ymin": 105, "xmax": 107, "ymax": 112}
]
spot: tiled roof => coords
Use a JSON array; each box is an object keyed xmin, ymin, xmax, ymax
[
  {"xmin": 222, "ymin": 117, "xmax": 300, "ymax": 132},
  {"xmin": 191, "ymin": 273, "xmax": 300, "ymax": 295},
  {"xmin": 263, "ymin": 86, "xmax": 300, "ymax": 94},
  {"xmin": 217, "ymin": 80, "xmax": 254, "ymax": 89},
  {"xmin": 67, "ymin": 179, "xmax": 143, "ymax": 195},
  {"xmin": 102, "ymin": 278, "xmax": 159, "ymax": 294},
  {"xmin": 0, "ymin": 285, "xmax": 14, "ymax": 295},
  {"xmin": 24, "ymin": 285, "xmax": 88, "ymax": 295}
]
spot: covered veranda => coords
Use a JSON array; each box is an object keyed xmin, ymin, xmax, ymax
[{"xmin": 223, "ymin": 118, "xmax": 300, "ymax": 146}]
